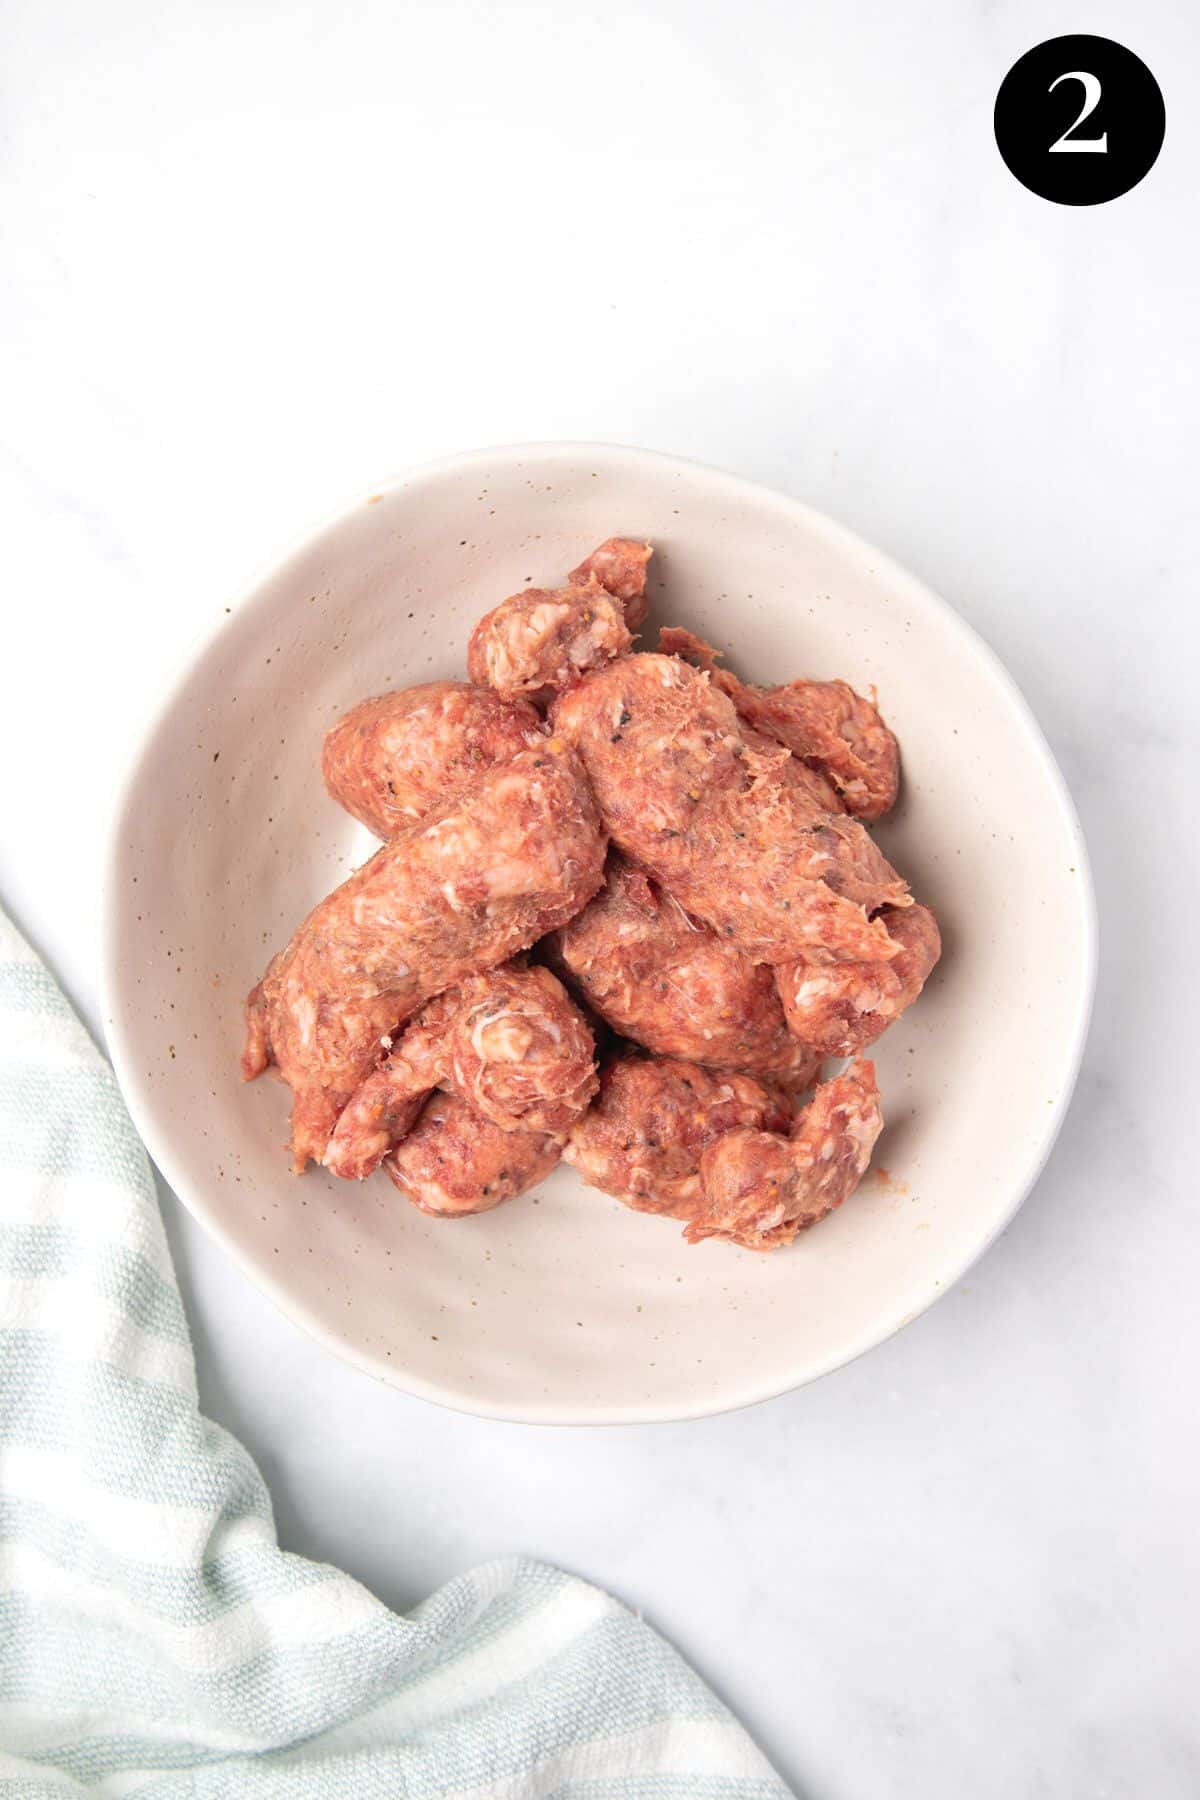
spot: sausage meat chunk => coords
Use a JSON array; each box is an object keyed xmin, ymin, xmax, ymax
[
  {"xmin": 775, "ymin": 903, "xmax": 942, "ymax": 1056},
  {"xmin": 324, "ymin": 962, "xmax": 596, "ymax": 1180},
  {"xmin": 729, "ymin": 677, "xmax": 899, "ymax": 820},
  {"xmin": 551, "ymin": 853, "xmax": 822, "ymax": 1087},
  {"xmin": 695, "ymin": 1060, "xmax": 883, "ymax": 1251},
  {"xmin": 467, "ymin": 583, "xmax": 631, "ymax": 702},
  {"xmin": 736, "ymin": 724, "xmax": 844, "ymax": 812},
  {"xmin": 675, "ymin": 773, "xmax": 908, "ymax": 963},
  {"xmin": 552, "ymin": 652, "xmax": 750, "ymax": 844},
  {"xmin": 658, "ymin": 629, "xmax": 844, "ymax": 810},
  {"xmin": 244, "ymin": 746, "xmax": 605, "ymax": 1170},
  {"xmin": 564, "ymin": 1056, "xmax": 788, "ymax": 1221},
  {"xmin": 568, "ymin": 537, "xmax": 654, "ymax": 630},
  {"xmin": 384, "ymin": 1091, "xmax": 563, "ymax": 1217},
  {"xmin": 661, "ymin": 626, "xmax": 899, "ymax": 819},
  {"xmin": 552, "ymin": 654, "xmax": 908, "ymax": 965},
  {"xmin": 322, "ymin": 681, "xmax": 542, "ymax": 839}
]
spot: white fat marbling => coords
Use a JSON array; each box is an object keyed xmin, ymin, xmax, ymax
[{"xmin": 1, "ymin": 0, "xmax": 1197, "ymax": 1793}]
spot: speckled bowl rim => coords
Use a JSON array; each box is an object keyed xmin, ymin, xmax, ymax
[{"xmin": 100, "ymin": 442, "xmax": 1098, "ymax": 1423}]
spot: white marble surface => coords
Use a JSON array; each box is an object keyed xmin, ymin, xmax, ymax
[{"xmin": 2, "ymin": 0, "xmax": 1197, "ymax": 1792}]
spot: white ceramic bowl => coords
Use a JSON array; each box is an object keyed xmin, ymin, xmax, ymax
[{"xmin": 102, "ymin": 444, "xmax": 1095, "ymax": 1423}]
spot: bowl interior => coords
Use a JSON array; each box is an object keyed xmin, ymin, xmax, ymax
[{"xmin": 104, "ymin": 446, "xmax": 1093, "ymax": 1422}]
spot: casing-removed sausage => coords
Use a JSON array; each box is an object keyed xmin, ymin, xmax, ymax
[
  {"xmin": 322, "ymin": 681, "xmax": 542, "ymax": 839},
  {"xmin": 244, "ymin": 746, "xmax": 605, "ymax": 1170},
  {"xmin": 551, "ymin": 853, "xmax": 821, "ymax": 1087}
]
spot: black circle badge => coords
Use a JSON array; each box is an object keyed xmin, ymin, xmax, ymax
[{"xmin": 994, "ymin": 35, "xmax": 1165, "ymax": 205}]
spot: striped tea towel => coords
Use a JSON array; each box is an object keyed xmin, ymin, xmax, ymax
[{"xmin": 0, "ymin": 906, "xmax": 790, "ymax": 1799}]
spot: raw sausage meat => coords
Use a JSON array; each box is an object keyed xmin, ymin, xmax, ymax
[
  {"xmin": 775, "ymin": 903, "xmax": 942, "ymax": 1056},
  {"xmin": 567, "ymin": 538, "xmax": 653, "ymax": 630},
  {"xmin": 552, "ymin": 654, "xmax": 908, "ymax": 964},
  {"xmin": 321, "ymin": 1082, "xmax": 427, "ymax": 1184},
  {"xmin": 659, "ymin": 629, "xmax": 844, "ymax": 810},
  {"xmin": 661, "ymin": 626, "xmax": 899, "ymax": 819},
  {"xmin": 729, "ymin": 676, "xmax": 899, "ymax": 820},
  {"xmin": 551, "ymin": 652, "xmax": 747, "ymax": 842},
  {"xmin": 244, "ymin": 745, "xmax": 606, "ymax": 1170},
  {"xmin": 322, "ymin": 681, "xmax": 542, "ymax": 839},
  {"xmin": 323, "ymin": 962, "xmax": 596, "ymax": 1180},
  {"xmin": 695, "ymin": 1059, "xmax": 882, "ymax": 1250},
  {"xmin": 467, "ymin": 583, "xmax": 630, "ymax": 702},
  {"xmin": 563, "ymin": 1056, "xmax": 788, "ymax": 1220},
  {"xmin": 551, "ymin": 853, "xmax": 822, "ymax": 1086},
  {"xmin": 669, "ymin": 770, "xmax": 908, "ymax": 963},
  {"xmin": 736, "ymin": 724, "xmax": 844, "ymax": 812},
  {"xmin": 384, "ymin": 1090, "xmax": 563, "ymax": 1217}
]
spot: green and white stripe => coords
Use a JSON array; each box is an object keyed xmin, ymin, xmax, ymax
[{"xmin": 0, "ymin": 909, "xmax": 789, "ymax": 1798}]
